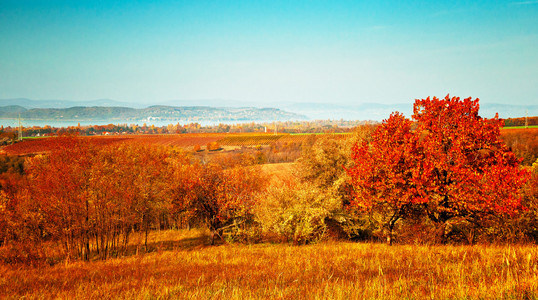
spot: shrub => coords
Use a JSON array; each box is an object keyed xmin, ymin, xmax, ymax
[
  {"xmin": 255, "ymin": 180, "xmax": 340, "ymax": 244},
  {"xmin": 0, "ymin": 242, "xmax": 48, "ymax": 266},
  {"xmin": 206, "ymin": 142, "xmax": 221, "ymax": 151}
]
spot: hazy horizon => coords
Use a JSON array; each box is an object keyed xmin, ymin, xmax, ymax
[{"xmin": 1, "ymin": 1, "xmax": 537, "ymax": 106}]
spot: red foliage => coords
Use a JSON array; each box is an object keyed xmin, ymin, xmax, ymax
[
  {"xmin": 347, "ymin": 95, "xmax": 529, "ymax": 243},
  {"xmin": 347, "ymin": 113, "xmax": 415, "ymax": 243},
  {"xmin": 1, "ymin": 134, "xmax": 226, "ymax": 156},
  {"xmin": 168, "ymin": 155, "xmax": 265, "ymax": 244},
  {"xmin": 1, "ymin": 136, "xmax": 129, "ymax": 156}
]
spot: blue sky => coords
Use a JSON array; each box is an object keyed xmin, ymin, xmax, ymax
[{"xmin": 1, "ymin": 0, "xmax": 537, "ymax": 106}]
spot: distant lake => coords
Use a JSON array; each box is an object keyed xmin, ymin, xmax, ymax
[{"xmin": 0, "ymin": 118, "xmax": 278, "ymax": 128}]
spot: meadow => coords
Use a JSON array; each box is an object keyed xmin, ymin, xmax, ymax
[{"xmin": 1, "ymin": 229, "xmax": 537, "ymax": 299}]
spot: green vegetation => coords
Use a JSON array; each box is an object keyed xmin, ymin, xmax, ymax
[{"xmin": 503, "ymin": 125, "xmax": 538, "ymax": 129}]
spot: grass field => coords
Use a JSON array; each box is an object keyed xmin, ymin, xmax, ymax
[
  {"xmin": 503, "ymin": 125, "xmax": 538, "ymax": 129},
  {"xmin": 1, "ymin": 229, "xmax": 537, "ymax": 299}
]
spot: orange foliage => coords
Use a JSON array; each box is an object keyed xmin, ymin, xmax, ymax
[
  {"xmin": 347, "ymin": 96, "xmax": 529, "ymax": 244},
  {"xmin": 172, "ymin": 160, "xmax": 265, "ymax": 244},
  {"xmin": 206, "ymin": 141, "xmax": 221, "ymax": 151},
  {"xmin": 1, "ymin": 136, "xmax": 267, "ymax": 260},
  {"xmin": 3, "ymin": 137, "xmax": 189, "ymax": 260},
  {"xmin": 501, "ymin": 128, "xmax": 538, "ymax": 165}
]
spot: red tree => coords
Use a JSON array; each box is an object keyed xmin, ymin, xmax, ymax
[
  {"xmin": 347, "ymin": 96, "xmax": 529, "ymax": 243},
  {"xmin": 173, "ymin": 161, "xmax": 265, "ymax": 244},
  {"xmin": 347, "ymin": 112, "xmax": 420, "ymax": 244}
]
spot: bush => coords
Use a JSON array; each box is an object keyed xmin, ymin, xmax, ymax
[
  {"xmin": 0, "ymin": 242, "xmax": 48, "ymax": 266},
  {"xmin": 0, "ymin": 155, "xmax": 25, "ymax": 175},
  {"xmin": 255, "ymin": 181, "xmax": 340, "ymax": 244},
  {"xmin": 206, "ymin": 142, "xmax": 221, "ymax": 151}
]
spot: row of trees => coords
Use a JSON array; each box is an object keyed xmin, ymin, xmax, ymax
[
  {"xmin": 0, "ymin": 138, "xmax": 265, "ymax": 260},
  {"xmin": 504, "ymin": 116, "xmax": 538, "ymax": 127},
  {"xmin": 2, "ymin": 119, "xmax": 365, "ymax": 140}
]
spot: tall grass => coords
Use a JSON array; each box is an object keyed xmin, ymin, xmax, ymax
[{"xmin": 1, "ymin": 230, "xmax": 537, "ymax": 299}]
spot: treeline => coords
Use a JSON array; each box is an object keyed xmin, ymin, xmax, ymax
[
  {"xmin": 0, "ymin": 138, "xmax": 266, "ymax": 262},
  {"xmin": 1, "ymin": 119, "xmax": 365, "ymax": 139},
  {"xmin": 504, "ymin": 116, "xmax": 538, "ymax": 127},
  {"xmin": 2, "ymin": 116, "xmax": 537, "ymax": 141}
]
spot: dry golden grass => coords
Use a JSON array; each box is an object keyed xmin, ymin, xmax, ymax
[
  {"xmin": 1, "ymin": 229, "xmax": 537, "ymax": 299},
  {"xmin": 260, "ymin": 163, "xmax": 297, "ymax": 185}
]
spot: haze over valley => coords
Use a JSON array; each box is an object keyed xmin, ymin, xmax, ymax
[{"xmin": 1, "ymin": 98, "xmax": 537, "ymax": 127}]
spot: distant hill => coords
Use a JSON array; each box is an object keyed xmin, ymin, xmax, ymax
[
  {"xmin": 0, "ymin": 98, "xmax": 535, "ymax": 122},
  {"xmin": 0, "ymin": 104, "xmax": 307, "ymax": 122},
  {"xmin": 0, "ymin": 105, "xmax": 27, "ymax": 114}
]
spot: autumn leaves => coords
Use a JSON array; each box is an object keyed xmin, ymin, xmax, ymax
[
  {"xmin": 346, "ymin": 96, "xmax": 529, "ymax": 244},
  {"xmin": 0, "ymin": 95, "xmax": 534, "ymax": 263},
  {"xmin": 2, "ymin": 139, "xmax": 264, "ymax": 260}
]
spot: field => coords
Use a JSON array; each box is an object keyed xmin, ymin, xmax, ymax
[
  {"xmin": 0, "ymin": 133, "xmax": 327, "ymax": 156},
  {"xmin": 1, "ymin": 229, "xmax": 537, "ymax": 299},
  {"xmin": 503, "ymin": 125, "xmax": 538, "ymax": 129},
  {"xmin": 0, "ymin": 134, "xmax": 223, "ymax": 155},
  {"xmin": 3, "ymin": 127, "xmax": 534, "ymax": 157},
  {"xmin": 501, "ymin": 127, "xmax": 538, "ymax": 132},
  {"xmin": 0, "ymin": 136, "xmax": 131, "ymax": 155}
]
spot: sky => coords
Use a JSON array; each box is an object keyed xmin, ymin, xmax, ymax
[{"xmin": 1, "ymin": 0, "xmax": 537, "ymax": 106}]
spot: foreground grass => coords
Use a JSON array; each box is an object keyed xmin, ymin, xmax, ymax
[{"xmin": 1, "ymin": 231, "xmax": 537, "ymax": 299}]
